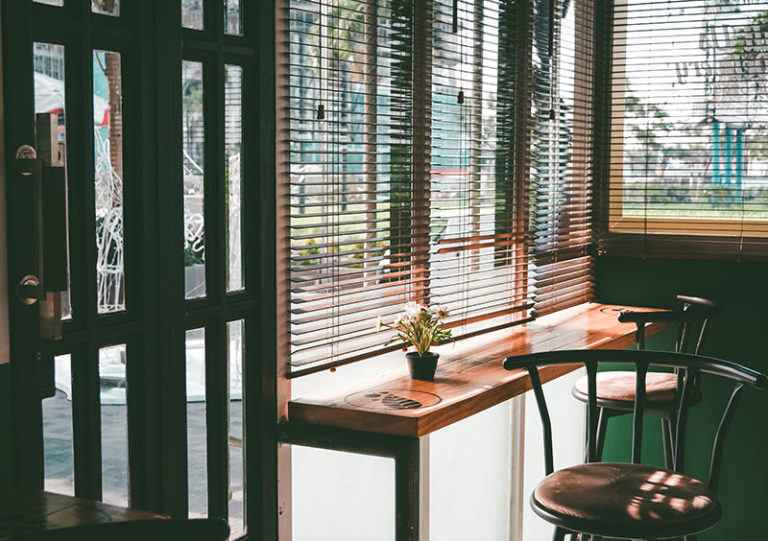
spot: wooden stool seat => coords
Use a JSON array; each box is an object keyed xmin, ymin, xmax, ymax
[
  {"xmin": 533, "ymin": 462, "xmax": 721, "ymax": 538},
  {"xmin": 574, "ymin": 371, "xmax": 678, "ymax": 403}
]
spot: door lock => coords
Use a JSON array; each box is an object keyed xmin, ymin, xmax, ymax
[
  {"xmin": 17, "ymin": 274, "xmax": 44, "ymax": 305},
  {"xmin": 15, "ymin": 144, "xmax": 39, "ymax": 176}
]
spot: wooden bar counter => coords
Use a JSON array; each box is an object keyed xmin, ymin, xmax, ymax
[
  {"xmin": 282, "ymin": 302, "xmax": 672, "ymax": 541},
  {"xmin": 289, "ymin": 303, "xmax": 670, "ymax": 437}
]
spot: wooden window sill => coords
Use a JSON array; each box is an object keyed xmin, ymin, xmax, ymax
[{"xmin": 287, "ymin": 302, "xmax": 671, "ymax": 438}]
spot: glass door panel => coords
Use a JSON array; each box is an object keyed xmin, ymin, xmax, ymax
[
  {"xmin": 228, "ymin": 319, "xmax": 245, "ymax": 536},
  {"xmin": 92, "ymin": 0, "xmax": 120, "ymax": 16},
  {"xmin": 224, "ymin": 0, "xmax": 242, "ymax": 36},
  {"xmin": 182, "ymin": 0, "xmax": 205, "ymax": 30},
  {"xmin": 183, "ymin": 61, "xmax": 207, "ymax": 300},
  {"xmin": 93, "ymin": 50, "xmax": 126, "ymax": 314},
  {"xmin": 186, "ymin": 327, "xmax": 208, "ymax": 517},
  {"xmin": 42, "ymin": 354, "xmax": 74, "ymax": 496},
  {"xmin": 99, "ymin": 344, "xmax": 128, "ymax": 506},
  {"xmin": 225, "ymin": 65, "xmax": 243, "ymax": 293}
]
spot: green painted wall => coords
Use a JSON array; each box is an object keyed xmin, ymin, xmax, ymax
[
  {"xmin": 597, "ymin": 257, "xmax": 768, "ymax": 539},
  {"xmin": 0, "ymin": 364, "xmax": 13, "ymax": 486}
]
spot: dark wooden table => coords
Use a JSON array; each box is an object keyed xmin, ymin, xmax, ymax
[
  {"xmin": 282, "ymin": 302, "xmax": 671, "ymax": 541},
  {"xmin": 0, "ymin": 488, "xmax": 163, "ymax": 540}
]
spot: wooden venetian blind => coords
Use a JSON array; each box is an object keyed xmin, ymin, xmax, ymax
[
  {"xmin": 529, "ymin": 0, "xmax": 596, "ymax": 316},
  {"xmin": 285, "ymin": 0, "xmax": 532, "ymax": 377},
  {"xmin": 428, "ymin": 0, "xmax": 532, "ymax": 336},
  {"xmin": 602, "ymin": 0, "xmax": 768, "ymax": 259}
]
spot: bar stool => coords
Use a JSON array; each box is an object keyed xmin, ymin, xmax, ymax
[
  {"xmin": 571, "ymin": 295, "xmax": 717, "ymax": 467},
  {"xmin": 504, "ymin": 349, "xmax": 767, "ymax": 540}
]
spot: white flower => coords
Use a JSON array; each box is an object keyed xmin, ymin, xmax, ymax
[
  {"xmin": 430, "ymin": 305, "xmax": 449, "ymax": 320},
  {"xmin": 402, "ymin": 301, "xmax": 424, "ymax": 320}
]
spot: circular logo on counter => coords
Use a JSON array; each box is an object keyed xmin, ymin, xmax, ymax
[{"xmin": 344, "ymin": 389, "xmax": 442, "ymax": 411}]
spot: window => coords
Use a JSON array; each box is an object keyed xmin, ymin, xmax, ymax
[
  {"xmin": 529, "ymin": 0, "xmax": 596, "ymax": 315},
  {"xmin": 604, "ymin": 0, "xmax": 768, "ymax": 258},
  {"xmin": 283, "ymin": 0, "xmax": 596, "ymax": 376}
]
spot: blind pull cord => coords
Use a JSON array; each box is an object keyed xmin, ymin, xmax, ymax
[
  {"xmin": 548, "ymin": 0, "xmax": 555, "ymax": 57},
  {"xmin": 548, "ymin": 0, "xmax": 556, "ymax": 120},
  {"xmin": 317, "ymin": 4, "xmax": 325, "ymax": 121}
]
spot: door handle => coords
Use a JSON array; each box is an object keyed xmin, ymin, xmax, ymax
[
  {"xmin": 41, "ymin": 163, "xmax": 68, "ymax": 292},
  {"xmin": 14, "ymin": 113, "xmax": 69, "ymax": 341}
]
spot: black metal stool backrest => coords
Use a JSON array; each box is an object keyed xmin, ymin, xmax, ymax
[
  {"xmin": 618, "ymin": 295, "xmax": 718, "ymax": 458},
  {"xmin": 503, "ymin": 349, "xmax": 767, "ymax": 492},
  {"xmin": 617, "ymin": 295, "xmax": 717, "ymax": 353}
]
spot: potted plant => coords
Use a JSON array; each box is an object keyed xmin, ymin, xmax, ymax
[{"xmin": 377, "ymin": 302, "xmax": 452, "ymax": 381}]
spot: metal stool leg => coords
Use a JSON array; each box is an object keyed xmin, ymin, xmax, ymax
[
  {"xmin": 553, "ymin": 527, "xmax": 567, "ymax": 540},
  {"xmin": 584, "ymin": 407, "xmax": 610, "ymax": 462},
  {"xmin": 666, "ymin": 415, "xmax": 678, "ymax": 469},
  {"xmin": 595, "ymin": 408, "xmax": 609, "ymax": 461},
  {"xmin": 661, "ymin": 416, "xmax": 674, "ymax": 469}
]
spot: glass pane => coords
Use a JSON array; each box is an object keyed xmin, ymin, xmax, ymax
[
  {"xmin": 99, "ymin": 344, "xmax": 128, "ymax": 506},
  {"xmin": 225, "ymin": 0, "xmax": 242, "ymax": 35},
  {"xmin": 33, "ymin": 42, "xmax": 72, "ymax": 320},
  {"xmin": 92, "ymin": 0, "xmax": 119, "ymax": 16},
  {"xmin": 93, "ymin": 50, "xmax": 126, "ymax": 313},
  {"xmin": 35, "ymin": 0, "xmax": 64, "ymax": 6},
  {"xmin": 228, "ymin": 320, "xmax": 244, "ymax": 535},
  {"xmin": 182, "ymin": 0, "xmax": 204, "ymax": 30},
  {"xmin": 183, "ymin": 61, "xmax": 206, "ymax": 299},
  {"xmin": 614, "ymin": 1, "xmax": 768, "ymax": 224},
  {"xmin": 186, "ymin": 328, "xmax": 207, "ymax": 517},
  {"xmin": 43, "ymin": 354, "xmax": 74, "ymax": 496},
  {"xmin": 225, "ymin": 65, "xmax": 243, "ymax": 292}
]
